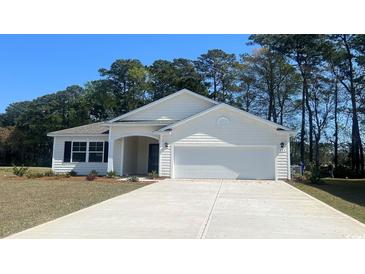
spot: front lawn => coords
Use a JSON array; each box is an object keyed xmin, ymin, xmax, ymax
[
  {"xmin": 0, "ymin": 175, "xmax": 151, "ymax": 238},
  {"xmin": 0, "ymin": 166, "xmax": 52, "ymax": 176},
  {"xmin": 290, "ymin": 178, "xmax": 365, "ymax": 224}
]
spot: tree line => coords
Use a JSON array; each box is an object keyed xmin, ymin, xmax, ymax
[{"xmin": 0, "ymin": 34, "xmax": 364, "ymax": 177}]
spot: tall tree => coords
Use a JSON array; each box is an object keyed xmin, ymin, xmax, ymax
[
  {"xmin": 83, "ymin": 80, "xmax": 118, "ymax": 121},
  {"xmin": 236, "ymin": 59, "xmax": 257, "ymax": 112},
  {"xmin": 0, "ymin": 101, "xmax": 32, "ymax": 127},
  {"xmin": 309, "ymin": 74, "xmax": 334, "ymax": 169},
  {"xmin": 240, "ymin": 48, "xmax": 300, "ymax": 123},
  {"xmin": 148, "ymin": 58, "xmax": 207, "ymax": 100},
  {"xmin": 148, "ymin": 60, "xmax": 178, "ymax": 100},
  {"xmin": 325, "ymin": 35, "xmax": 365, "ymax": 175},
  {"xmin": 333, "ymin": 80, "xmax": 339, "ymax": 168},
  {"xmin": 249, "ymin": 35, "xmax": 324, "ymax": 168},
  {"xmin": 99, "ymin": 59, "xmax": 148, "ymax": 114},
  {"xmin": 1, "ymin": 85, "xmax": 89, "ymax": 165},
  {"xmin": 195, "ymin": 49, "xmax": 238, "ymax": 102}
]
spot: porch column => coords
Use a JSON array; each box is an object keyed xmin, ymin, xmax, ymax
[
  {"xmin": 158, "ymin": 134, "xmax": 162, "ymax": 176},
  {"xmin": 119, "ymin": 138, "xmax": 124, "ymax": 176},
  {"xmin": 107, "ymin": 127, "xmax": 114, "ymax": 172},
  {"xmin": 107, "ymin": 140, "xmax": 114, "ymax": 172}
]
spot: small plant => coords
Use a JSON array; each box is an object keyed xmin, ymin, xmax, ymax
[
  {"xmin": 68, "ymin": 170, "xmax": 77, "ymax": 176},
  {"xmin": 86, "ymin": 174, "xmax": 96, "ymax": 181},
  {"xmin": 127, "ymin": 176, "xmax": 139, "ymax": 182},
  {"xmin": 26, "ymin": 172, "xmax": 44, "ymax": 179},
  {"xmin": 106, "ymin": 170, "xmax": 117, "ymax": 178},
  {"xmin": 303, "ymin": 171, "xmax": 312, "ymax": 181},
  {"xmin": 292, "ymin": 174, "xmax": 305, "ymax": 183},
  {"xmin": 86, "ymin": 170, "xmax": 97, "ymax": 181},
  {"xmin": 147, "ymin": 170, "xmax": 158, "ymax": 179},
  {"xmin": 44, "ymin": 170, "xmax": 55, "ymax": 177},
  {"xmin": 90, "ymin": 170, "xmax": 98, "ymax": 176},
  {"xmin": 309, "ymin": 166, "xmax": 321, "ymax": 184},
  {"xmin": 12, "ymin": 165, "xmax": 29, "ymax": 177}
]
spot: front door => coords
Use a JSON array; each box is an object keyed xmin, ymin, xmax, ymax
[{"xmin": 148, "ymin": 144, "xmax": 159, "ymax": 173}]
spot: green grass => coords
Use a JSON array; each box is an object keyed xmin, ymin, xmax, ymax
[
  {"xmin": 0, "ymin": 166, "xmax": 51, "ymax": 176},
  {"xmin": 290, "ymin": 178, "xmax": 365, "ymax": 224},
  {"xmin": 0, "ymin": 176, "xmax": 151, "ymax": 238}
]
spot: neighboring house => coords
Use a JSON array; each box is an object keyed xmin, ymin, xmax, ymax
[{"xmin": 48, "ymin": 89, "xmax": 295, "ymax": 180}]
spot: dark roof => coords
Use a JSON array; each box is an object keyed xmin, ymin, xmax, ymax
[{"xmin": 48, "ymin": 122, "xmax": 109, "ymax": 136}]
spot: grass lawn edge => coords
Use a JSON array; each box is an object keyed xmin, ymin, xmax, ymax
[
  {"xmin": 285, "ymin": 181, "xmax": 365, "ymax": 227},
  {"xmin": 4, "ymin": 180, "xmax": 155, "ymax": 238},
  {"xmin": 3, "ymin": 183, "xmax": 153, "ymax": 239}
]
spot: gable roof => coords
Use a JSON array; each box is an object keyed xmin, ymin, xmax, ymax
[
  {"xmin": 47, "ymin": 122, "xmax": 109, "ymax": 137},
  {"xmin": 107, "ymin": 89, "xmax": 218, "ymax": 123},
  {"xmin": 157, "ymin": 103, "xmax": 296, "ymax": 135}
]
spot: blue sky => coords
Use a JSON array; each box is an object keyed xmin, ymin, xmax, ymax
[{"xmin": 0, "ymin": 34, "xmax": 252, "ymax": 113}]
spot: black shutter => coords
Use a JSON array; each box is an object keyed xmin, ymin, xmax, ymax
[
  {"xmin": 104, "ymin": 141, "xmax": 109, "ymax": 163},
  {"xmin": 63, "ymin": 141, "xmax": 72, "ymax": 162}
]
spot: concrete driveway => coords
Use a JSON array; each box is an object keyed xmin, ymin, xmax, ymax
[{"xmin": 9, "ymin": 180, "xmax": 365, "ymax": 239}]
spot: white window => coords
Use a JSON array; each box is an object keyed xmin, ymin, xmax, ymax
[
  {"xmin": 72, "ymin": 142, "xmax": 87, "ymax": 162},
  {"xmin": 88, "ymin": 142, "xmax": 104, "ymax": 162}
]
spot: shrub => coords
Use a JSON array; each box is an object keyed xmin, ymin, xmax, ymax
[
  {"xmin": 12, "ymin": 165, "xmax": 29, "ymax": 177},
  {"xmin": 53, "ymin": 172, "xmax": 70, "ymax": 178},
  {"xmin": 68, "ymin": 170, "xmax": 77, "ymax": 176},
  {"xmin": 309, "ymin": 166, "xmax": 321, "ymax": 184},
  {"xmin": 106, "ymin": 171, "xmax": 117, "ymax": 178},
  {"xmin": 127, "ymin": 176, "xmax": 139, "ymax": 182},
  {"xmin": 334, "ymin": 165, "xmax": 352, "ymax": 178},
  {"xmin": 86, "ymin": 170, "xmax": 97, "ymax": 181},
  {"xmin": 86, "ymin": 174, "xmax": 96, "ymax": 181},
  {"xmin": 90, "ymin": 170, "xmax": 98, "ymax": 176},
  {"xmin": 26, "ymin": 172, "xmax": 44, "ymax": 179},
  {"xmin": 44, "ymin": 170, "xmax": 55, "ymax": 177},
  {"xmin": 147, "ymin": 170, "xmax": 158, "ymax": 179},
  {"xmin": 293, "ymin": 174, "xmax": 305, "ymax": 183},
  {"xmin": 303, "ymin": 171, "xmax": 312, "ymax": 181}
]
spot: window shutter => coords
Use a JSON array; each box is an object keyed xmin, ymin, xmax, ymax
[
  {"xmin": 104, "ymin": 141, "xmax": 109, "ymax": 163},
  {"xmin": 63, "ymin": 141, "xmax": 72, "ymax": 162}
]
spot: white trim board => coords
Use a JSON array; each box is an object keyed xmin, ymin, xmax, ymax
[{"xmin": 173, "ymin": 144, "xmax": 276, "ymax": 148}]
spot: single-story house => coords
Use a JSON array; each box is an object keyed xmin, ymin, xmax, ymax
[{"xmin": 48, "ymin": 89, "xmax": 295, "ymax": 180}]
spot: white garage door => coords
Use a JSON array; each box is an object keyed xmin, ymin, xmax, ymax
[{"xmin": 174, "ymin": 146, "xmax": 275, "ymax": 179}]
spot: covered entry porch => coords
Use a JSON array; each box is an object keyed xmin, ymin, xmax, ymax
[{"xmin": 107, "ymin": 134, "xmax": 160, "ymax": 176}]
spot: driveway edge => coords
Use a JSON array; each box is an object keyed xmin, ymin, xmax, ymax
[
  {"xmin": 284, "ymin": 181, "xmax": 365, "ymax": 229},
  {"xmin": 6, "ymin": 182, "xmax": 157, "ymax": 239}
]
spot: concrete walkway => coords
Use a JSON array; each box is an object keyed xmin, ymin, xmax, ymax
[{"xmin": 9, "ymin": 180, "xmax": 365, "ymax": 239}]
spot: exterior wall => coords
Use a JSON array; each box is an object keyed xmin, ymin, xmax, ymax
[
  {"xmin": 161, "ymin": 108, "xmax": 290, "ymax": 179},
  {"xmin": 277, "ymin": 144, "xmax": 289, "ymax": 179},
  {"xmin": 123, "ymin": 137, "xmax": 138, "ymax": 175},
  {"xmin": 52, "ymin": 109, "xmax": 291, "ymax": 179},
  {"xmin": 52, "ymin": 135, "xmax": 108, "ymax": 175},
  {"xmin": 159, "ymin": 134, "xmax": 172, "ymax": 177},
  {"xmin": 120, "ymin": 92, "xmax": 216, "ymax": 121}
]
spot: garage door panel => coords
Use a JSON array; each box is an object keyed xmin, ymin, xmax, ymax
[{"xmin": 174, "ymin": 146, "xmax": 275, "ymax": 179}]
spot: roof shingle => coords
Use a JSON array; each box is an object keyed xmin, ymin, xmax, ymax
[{"xmin": 47, "ymin": 122, "xmax": 109, "ymax": 136}]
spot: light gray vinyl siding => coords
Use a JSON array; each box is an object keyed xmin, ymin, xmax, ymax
[
  {"xmin": 52, "ymin": 136, "xmax": 108, "ymax": 175},
  {"xmin": 159, "ymin": 145, "xmax": 171, "ymax": 177},
  {"xmin": 276, "ymin": 147, "xmax": 289, "ymax": 179},
  {"xmin": 120, "ymin": 92, "xmax": 216, "ymax": 121},
  {"xmin": 161, "ymin": 107, "xmax": 291, "ymax": 179}
]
